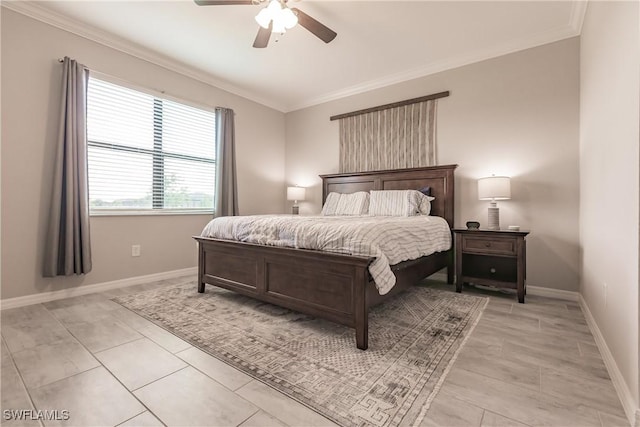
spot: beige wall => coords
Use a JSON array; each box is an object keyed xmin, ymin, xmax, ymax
[
  {"xmin": 285, "ymin": 38, "xmax": 580, "ymax": 292},
  {"xmin": 1, "ymin": 9, "xmax": 286, "ymax": 300},
  {"xmin": 580, "ymin": 0, "xmax": 640, "ymax": 418}
]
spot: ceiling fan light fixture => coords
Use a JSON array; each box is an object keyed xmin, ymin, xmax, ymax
[
  {"xmin": 281, "ymin": 7, "xmax": 298, "ymax": 29},
  {"xmin": 254, "ymin": 0, "xmax": 298, "ymax": 33},
  {"xmin": 255, "ymin": 7, "xmax": 272, "ymax": 28}
]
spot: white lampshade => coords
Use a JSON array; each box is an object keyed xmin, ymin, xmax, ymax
[
  {"xmin": 478, "ymin": 176, "xmax": 511, "ymax": 200},
  {"xmin": 287, "ymin": 186, "xmax": 306, "ymax": 201}
]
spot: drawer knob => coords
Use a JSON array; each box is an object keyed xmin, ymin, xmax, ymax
[
  {"xmin": 485, "ymin": 242, "xmax": 491, "ymax": 247},
  {"xmin": 490, "ymin": 268, "xmax": 496, "ymax": 274}
]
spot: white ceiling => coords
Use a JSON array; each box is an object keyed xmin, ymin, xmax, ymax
[{"xmin": 7, "ymin": 1, "xmax": 585, "ymax": 112}]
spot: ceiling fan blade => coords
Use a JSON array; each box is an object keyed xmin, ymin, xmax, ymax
[
  {"xmin": 253, "ymin": 23, "xmax": 272, "ymax": 48},
  {"xmin": 194, "ymin": 0, "xmax": 254, "ymax": 5},
  {"xmin": 291, "ymin": 8, "xmax": 337, "ymax": 44}
]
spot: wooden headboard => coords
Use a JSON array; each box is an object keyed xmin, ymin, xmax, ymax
[{"xmin": 319, "ymin": 165, "xmax": 457, "ymax": 227}]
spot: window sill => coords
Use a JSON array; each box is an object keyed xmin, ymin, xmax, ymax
[{"xmin": 90, "ymin": 209, "xmax": 214, "ymax": 217}]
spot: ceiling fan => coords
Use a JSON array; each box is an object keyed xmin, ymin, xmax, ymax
[{"xmin": 194, "ymin": 0, "xmax": 337, "ymax": 48}]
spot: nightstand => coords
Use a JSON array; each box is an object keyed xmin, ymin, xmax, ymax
[{"xmin": 453, "ymin": 228, "xmax": 529, "ymax": 303}]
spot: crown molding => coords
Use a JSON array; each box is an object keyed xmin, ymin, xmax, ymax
[
  {"xmin": 569, "ymin": 0, "xmax": 588, "ymax": 35},
  {"xmin": 1, "ymin": 1, "xmax": 288, "ymax": 112},
  {"xmin": 3, "ymin": 0, "xmax": 587, "ymax": 114},
  {"xmin": 286, "ymin": 23, "xmax": 581, "ymax": 112}
]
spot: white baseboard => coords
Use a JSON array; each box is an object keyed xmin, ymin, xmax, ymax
[
  {"xmin": 426, "ymin": 275, "xmax": 580, "ymax": 303},
  {"xmin": 580, "ymin": 295, "xmax": 639, "ymax": 427},
  {"xmin": 0, "ymin": 267, "xmax": 197, "ymax": 310},
  {"xmin": 527, "ymin": 285, "xmax": 579, "ymax": 302}
]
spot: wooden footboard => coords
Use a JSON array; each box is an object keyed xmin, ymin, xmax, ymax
[
  {"xmin": 195, "ymin": 237, "xmax": 374, "ymax": 349},
  {"xmin": 195, "ymin": 236, "xmax": 451, "ymax": 350}
]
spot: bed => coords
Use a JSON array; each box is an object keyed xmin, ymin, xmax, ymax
[{"xmin": 194, "ymin": 164, "xmax": 457, "ymax": 350}]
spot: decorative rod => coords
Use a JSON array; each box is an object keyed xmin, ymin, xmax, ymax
[{"xmin": 329, "ymin": 91, "xmax": 450, "ymax": 121}]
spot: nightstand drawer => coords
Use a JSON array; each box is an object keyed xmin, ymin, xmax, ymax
[{"xmin": 463, "ymin": 237, "xmax": 516, "ymax": 256}]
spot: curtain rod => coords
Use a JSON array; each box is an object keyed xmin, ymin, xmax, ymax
[
  {"xmin": 329, "ymin": 91, "xmax": 450, "ymax": 121},
  {"xmin": 55, "ymin": 57, "xmax": 235, "ymax": 113}
]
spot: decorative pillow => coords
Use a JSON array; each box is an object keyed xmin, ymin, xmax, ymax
[
  {"xmin": 369, "ymin": 190, "xmax": 434, "ymax": 216},
  {"xmin": 321, "ymin": 192, "xmax": 342, "ymax": 216},
  {"xmin": 419, "ymin": 193, "xmax": 435, "ymax": 216},
  {"xmin": 321, "ymin": 192, "xmax": 369, "ymax": 215}
]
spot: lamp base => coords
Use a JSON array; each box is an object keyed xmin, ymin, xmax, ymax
[
  {"xmin": 487, "ymin": 202, "xmax": 500, "ymax": 230},
  {"xmin": 292, "ymin": 205, "xmax": 299, "ymax": 215}
]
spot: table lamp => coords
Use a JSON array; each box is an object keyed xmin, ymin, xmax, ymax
[
  {"xmin": 287, "ymin": 186, "xmax": 306, "ymax": 215},
  {"xmin": 478, "ymin": 176, "xmax": 511, "ymax": 230}
]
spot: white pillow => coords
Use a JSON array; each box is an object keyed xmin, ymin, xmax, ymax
[
  {"xmin": 369, "ymin": 190, "xmax": 434, "ymax": 216},
  {"xmin": 321, "ymin": 192, "xmax": 370, "ymax": 215},
  {"xmin": 321, "ymin": 192, "xmax": 341, "ymax": 215}
]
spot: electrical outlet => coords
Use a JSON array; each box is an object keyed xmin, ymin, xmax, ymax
[
  {"xmin": 131, "ymin": 245, "xmax": 141, "ymax": 257},
  {"xmin": 603, "ymin": 282, "xmax": 608, "ymax": 307}
]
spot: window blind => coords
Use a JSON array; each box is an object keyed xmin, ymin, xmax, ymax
[{"xmin": 87, "ymin": 78, "xmax": 216, "ymax": 214}]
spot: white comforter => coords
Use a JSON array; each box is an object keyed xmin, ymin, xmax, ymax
[{"xmin": 201, "ymin": 215, "xmax": 451, "ymax": 295}]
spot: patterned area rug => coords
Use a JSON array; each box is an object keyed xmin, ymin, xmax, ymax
[{"xmin": 113, "ymin": 282, "xmax": 487, "ymax": 427}]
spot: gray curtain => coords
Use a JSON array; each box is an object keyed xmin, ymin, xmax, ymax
[
  {"xmin": 43, "ymin": 57, "xmax": 92, "ymax": 277},
  {"xmin": 214, "ymin": 107, "xmax": 239, "ymax": 217},
  {"xmin": 338, "ymin": 100, "xmax": 438, "ymax": 173}
]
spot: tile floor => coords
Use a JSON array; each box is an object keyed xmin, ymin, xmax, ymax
[{"xmin": 0, "ymin": 275, "xmax": 629, "ymax": 427}]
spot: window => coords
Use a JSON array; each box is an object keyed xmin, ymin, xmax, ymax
[{"xmin": 87, "ymin": 77, "xmax": 216, "ymax": 214}]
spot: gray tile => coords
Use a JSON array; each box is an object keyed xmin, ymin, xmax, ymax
[
  {"xmin": 519, "ymin": 294, "xmax": 574, "ymax": 308},
  {"xmin": 440, "ymin": 368, "xmax": 602, "ymax": 427},
  {"xmin": 454, "ymin": 350, "xmax": 540, "ymax": 392},
  {"xmin": 510, "ymin": 300, "xmax": 584, "ymax": 322},
  {"xmin": 1, "ymin": 342, "xmax": 39, "ymax": 427},
  {"xmin": 176, "ymin": 347, "xmax": 252, "ymax": 391},
  {"xmin": 474, "ymin": 322, "xmax": 582, "ymax": 357},
  {"xmin": 240, "ymin": 410, "xmax": 287, "ymax": 427},
  {"xmin": 2, "ymin": 305, "xmax": 71, "ymax": 353},
  {"xmin": 483, "ymin": 302, "xmax": 512, "ymax": 315},
  {"xmin": 11, "ymin": 338, "xmax": 100, "ymax": 389},
  {"xmin": 420, "ymin": 390, "xmax": 483, "ymax": 426},
  {"xmin": 1, "ymin": 338, "xmax": 11, "ymax": 360},
  {"xmin": 118, "ymin": 411, "xmax": 164, "ymax": 427},
  {"xmin": 539, "ymin": 318, "xmax": 593, "ymax": 341},
  {"xmin": 598, "ymin": 411, "xmax": 630, "ymax": 427},
  {"xmin": 100, "ymin": 287, "xmax": 132, "ymax": 298},
  {"xmin": 134, "ymin": 367, "xmax": 258, "ymax": 427},
  {"xmin": 540, "ymin": 368, "xmax": 626, "ymax": 417},
  {"xmin": 30, "ymin": 367, "xmax": 145, "ymax": 427},
  {"xmin": 0, "ymin": 276, "xmax": 626, "ymax": 427},
  {"xmin": 479, "ymin": 311, "xmax": 540, "ymax": 334},
  {"xmin": 65, "ymin": 316, "xmax": 143, "ymax": 353},
  {"xmin": 2, "ymin": 304, "xmax": 64, "ymax": 326},
  {"xmin": 463, "ymin": 329, "xmax": 504, "ymax": 351},
  {"xmin": 501, "ymin": 340, "xmax": 611, "ymax": 382},
  {"xmin": 42, "ymin": 293, "xmax": 112, "ymax": 310},
  {"xmin": 95, "ymin": 338, "xmax": 187, "ymax": 391},
  {"xmin": 481, "ymin": 410, "xmax": 531, "ymax": 427},
  {"xmin": 49, "ymin": 299, "xmax": 122, "ymax": 326},
  {"xmin": 566, "ymin": 304, "xmax": 583, "ymax": 313},
  {"xmin": 109, "ymin": 307, "xmax": 156, "ymax": 331},
  {"xmin": 236, "ymin": 380, "xmax": 337, "ymax": 427},
  {"xmin": 579, "ymin": 340, "xmax": 603, "ymax": 358},
  {"xmin": 137, "ymin": 324, "xmax": 191, "ymax": 354}
]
